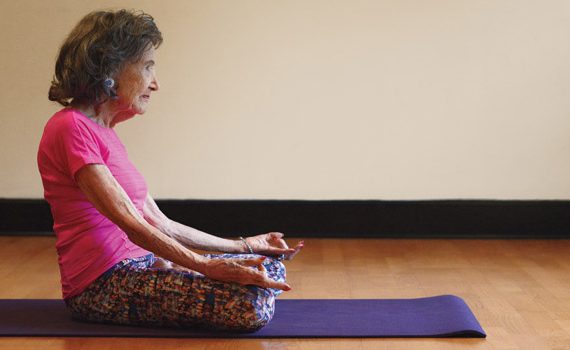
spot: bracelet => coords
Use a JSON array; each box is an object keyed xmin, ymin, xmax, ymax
[{"xmin": 239, "ymin": 236, "xmax": 254, "ymax": 254}]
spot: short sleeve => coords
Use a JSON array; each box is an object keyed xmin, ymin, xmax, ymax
[{"xmin": 57, "ymin": 115, "xmax": 106, "ymax": 179}]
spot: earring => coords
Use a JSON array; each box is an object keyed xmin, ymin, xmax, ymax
[
  {"xmin": 103, "ymin": 78, "xmax": 118, "ymax": 99},
  {"xmin": 103, "ymin": 78, "xmax": 115, "ymax": 89}
]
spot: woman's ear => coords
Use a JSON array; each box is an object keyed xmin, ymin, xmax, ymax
[{"xmin": 103, "ymin": 78, "xmax": 118, "ymax": 99}]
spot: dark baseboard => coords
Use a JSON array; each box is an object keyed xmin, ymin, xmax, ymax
[{"xmin": 0, "ymin": 198, "xmax": 569, "ymax": 238}]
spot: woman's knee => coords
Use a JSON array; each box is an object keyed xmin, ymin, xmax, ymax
[
  {"xmin": 222, "ymin": 286, "xmax": 275, "ymax": 331},
  {"xmin": 263, "ymin": 257, "xmax": 287, "ymax": 281},
  {"xmin": 238, "ymin": 298, "xmax": 275, "ymax": 331}
]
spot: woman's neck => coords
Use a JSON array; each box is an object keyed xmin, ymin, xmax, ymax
[{"xmin": 70, "ymin": 102, "xmax": 130, "ymax": 128}]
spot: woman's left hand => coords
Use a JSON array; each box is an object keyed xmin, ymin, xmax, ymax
[{"xmin": 244, "ymin": 232, "xmax": 304, "ymax": 260}]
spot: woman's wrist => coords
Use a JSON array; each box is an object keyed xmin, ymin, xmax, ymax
[
  {"xmin": 229, "ymin": 237, "xmax": 247, "ymax": 254},
  {"xmin": 239, "ymin": 236, "xmax": 254, "ymax": 254}
]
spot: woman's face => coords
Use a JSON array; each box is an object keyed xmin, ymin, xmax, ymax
[{"xmin": 114, "ymin": 46, "xmax": 160, "ymax": 116}]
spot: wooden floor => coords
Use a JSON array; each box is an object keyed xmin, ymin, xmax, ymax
[{"xmin": 0, "ymin": 237, "xmax": 569, "ymax": 350}]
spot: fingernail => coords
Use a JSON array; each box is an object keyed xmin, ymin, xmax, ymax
[
  {"xmin": 259, "ymin": 256, "xmax": 267, "ymax": 261},
  {"xmin": 284, "ymin": 285, "xmax": 292, "ymax": 291}
]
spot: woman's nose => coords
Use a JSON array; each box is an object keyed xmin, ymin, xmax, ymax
[{"xmin": 150, "ymin": 74, "xmax": 160, "ymax": 91}]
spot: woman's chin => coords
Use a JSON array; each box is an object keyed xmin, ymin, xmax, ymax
[{"xmin": 135, "ymin": 102, "xmax": 149, "ymax": 115}]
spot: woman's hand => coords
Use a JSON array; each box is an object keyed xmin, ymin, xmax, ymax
[
  {"xmin": 201, "ymin": 256, "xmax": 291, "ymax": 291},
  {"xmin": 244, "ymin": 232, "xmax": 304, "ymax": 260}
]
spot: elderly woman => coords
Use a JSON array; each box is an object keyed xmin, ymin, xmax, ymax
[{"xmin": 37, "ymin": 9, "xmax": 302, "ymax": 331}]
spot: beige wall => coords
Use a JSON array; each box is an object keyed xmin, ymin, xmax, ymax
[{"xmin": 1, "ymin": 0, "xmax": 570, "ymax": 200}]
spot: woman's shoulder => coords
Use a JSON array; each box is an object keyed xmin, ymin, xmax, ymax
[
  {"xmin": 49, "ymin": 108, "xmax": 86, "ymax": 125},
  {"xmin": 45, "ymin": 108, "xmax": 103, "ymax": 135}
]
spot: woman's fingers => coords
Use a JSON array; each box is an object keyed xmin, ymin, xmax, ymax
[
  {"xmin": 237, "ymin": 265, "xmax": 290, "ymax": 291},
  {"xmin": 269, "ymin": 232, "xmax": 288, "ymax": 246},
  {"xmin": 284, "ymin": 240, "xmax": 304, "ymax": 260},
  {"xmin": 262, "ymin": 278, "xmax": 292, "ymax": 291},
  {"xmin": 232, "ymin": 257, "xmax": 291, "ymax": 290},
  {"xmin": 237, "ymin": 256, "xmax": 267, "ymax": 267},
  {"xmin": 264, "ymin": 247, "xmax": 296, "ymax": 255},
  {"xmin": 269, "ymin": 232, "xmax": 284, "ymax": 239},
  {"xmin": 246, "ymin": 232, "xmax": 305, "ymax": 259}
]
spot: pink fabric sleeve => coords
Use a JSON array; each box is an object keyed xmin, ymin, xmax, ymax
[{"xmin": 58, "ymin": 116, "xmax": 105, "ymax": 179}]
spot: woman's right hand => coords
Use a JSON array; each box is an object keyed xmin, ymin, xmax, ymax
[{"xmin": 200, "ymin": 256, "xmax": 291, "ymax": 291}]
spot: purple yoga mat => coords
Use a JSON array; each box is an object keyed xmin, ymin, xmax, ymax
[{"xmin": 0, "ymin": 295, "xmax": 485, "ymax": 338}]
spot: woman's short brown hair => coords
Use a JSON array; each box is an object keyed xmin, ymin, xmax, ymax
[{"xmin": 48, "ymin": 9, "xmax": 163, "ymax": 106}]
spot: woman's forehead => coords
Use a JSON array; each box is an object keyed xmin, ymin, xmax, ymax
[
  {"xmin": 141, "ymin": 46, "xmax": 156, "ymax": 61},
  {"xmin": 129, "ymin": 46, "xmax": 156, "ymax": 66}
]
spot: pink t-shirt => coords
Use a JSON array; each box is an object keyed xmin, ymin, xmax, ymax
[{"xmin": 37, "ymin": 108, "xmax": 151, "ymax": 299}]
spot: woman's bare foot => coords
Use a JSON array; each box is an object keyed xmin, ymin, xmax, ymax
[{"xmin": 151, "ymin": 258, "xmax": 173, "ymax": 269}]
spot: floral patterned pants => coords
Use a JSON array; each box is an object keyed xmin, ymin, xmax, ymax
[{"xmin": 65, "ymin": 254, "xmax": 286, "ymax": 332}]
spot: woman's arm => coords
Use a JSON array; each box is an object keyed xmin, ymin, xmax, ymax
[
  {"xmin": 75, "ymin": 164, "xmax": 290, "ymax": 290},
  {"xmin": 142, "ymin": 193, "xmax": 247, "ymax": 253},
  {"xmin": 75, "ymin": 164, "xmax": 208, "ymax": 269},
  {"xmin": 143, "ymin": 194, "xmax": 304, "ymax": 258}
]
